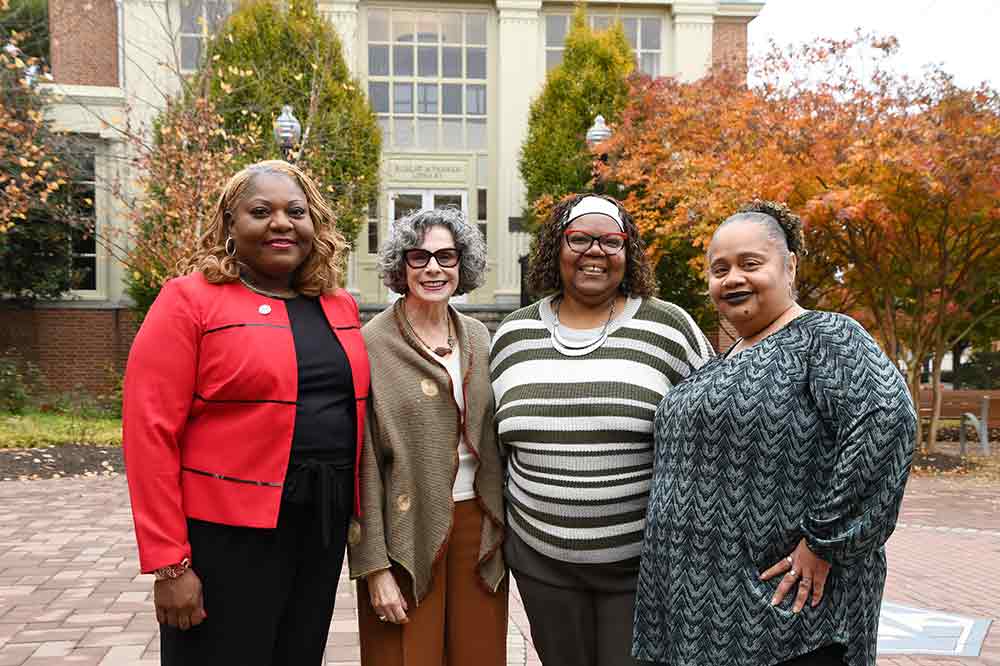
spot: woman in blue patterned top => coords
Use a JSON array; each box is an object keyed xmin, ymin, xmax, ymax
[{"xmin": 634, "ymin": 201, "xmax": 916, "ymax": 666}]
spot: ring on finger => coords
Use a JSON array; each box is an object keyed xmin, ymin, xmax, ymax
[
  {"xmin": 787, "ymin": 568, "xmax": 798, "ymax": 578},
  {"xmin": 377, "ymin": 615, "xmax": 387, "ymax": 622},
  {"xmin": 799, "ymin": 577, "xmax": 813, "ymax": 586},
  {"xmin": 785, "ymin": 556, "xmax": 793, "ymax": 566}
]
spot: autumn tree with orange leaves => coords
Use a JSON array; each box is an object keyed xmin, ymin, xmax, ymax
[{"xmin": 601, "ymin": 35, "xmax": 1000, "ymax": 450}]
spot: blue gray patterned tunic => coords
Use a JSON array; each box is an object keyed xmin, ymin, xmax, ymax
[{"xmin": 633, "ymin": 311, "xmax": 915, "ymax": 666}]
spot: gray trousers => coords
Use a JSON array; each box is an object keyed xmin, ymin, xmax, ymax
[{"xmin": 513, "ymin": 569, "xmax": 645, "ymax": 666}]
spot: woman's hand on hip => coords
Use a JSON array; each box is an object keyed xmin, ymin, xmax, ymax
[
  {"xmin": 367, "ymin": 569, "xmax": 409, "ymax": 624},
  {"xmin": 154, "ymin": 569, "xmax": 207, "ymax": 630},
  {"xmin": 760, "ymin": 538, "xmax": 832, "ymax": 613}
]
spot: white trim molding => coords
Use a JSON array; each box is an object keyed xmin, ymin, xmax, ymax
[
  {"xmin": 42, "ymin": 84, "xmax": 127, "ymax": 139},
  {"xmin": 716, "ymin": 2, "xmax": 766, "ymax": 18}
]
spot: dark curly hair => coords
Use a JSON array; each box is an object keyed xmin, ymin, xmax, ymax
[
  {"xmin": 527, "ymin": 193, "xmax": 656, "ymax": 298},
  {"xmin": 723, "ymin": 199, "xmax": 807, "ymax": 257}
]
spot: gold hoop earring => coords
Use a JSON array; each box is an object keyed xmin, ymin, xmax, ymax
[{"xmin": 225, "ymin": 236, "xmax": 237, "ymax": 258}]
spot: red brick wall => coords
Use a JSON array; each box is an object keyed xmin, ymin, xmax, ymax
[
  {"xmin": 707, "ymin": 319, "xmax": 739, "ymax": 354},
  {"xmin": 1, "ymin": 306, "xmax": 138, "ymax": 395},
  {"xmin": 712, "ymin": 17, "xmax": 750, "ymax": 71},
  {"xmin": 49, "ymin": 0, "xmax": 119, "ymax": 86},
  {"xmin": 1, "ymin": 304, "xmax": 737, "ymax": 396}
]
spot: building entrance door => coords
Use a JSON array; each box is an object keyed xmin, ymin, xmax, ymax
[{"xmin": 387, "ymin": 189, "xmax": 468, "ymax": 302}]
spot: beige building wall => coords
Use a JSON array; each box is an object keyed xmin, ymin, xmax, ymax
[{"xmin": 48, "ymin": 0, "xmax": 763, "ymax": 307}]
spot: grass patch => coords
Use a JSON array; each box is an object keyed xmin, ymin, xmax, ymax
[{"xmin": 0, "ymin": 411, "xmax": 121, "ymax": 448}]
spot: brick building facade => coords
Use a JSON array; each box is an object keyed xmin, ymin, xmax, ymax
[
  {"xmin": 2, "ymin": 0, "xmax": 760, "ymax": 395},
  {"xmin": 49, "ymin": 0, "xmax": 119, "ymax": 87}
]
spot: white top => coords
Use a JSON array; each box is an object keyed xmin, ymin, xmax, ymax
[{"xmin": 432, "ymin": 341, "xmax": 478, "ymax": 502}]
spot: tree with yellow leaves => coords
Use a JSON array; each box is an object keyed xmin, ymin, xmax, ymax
[
  {"xmin": 122, "ymin": 0, "xmax": 381, "ymax": 317},
  {"xmin": 0, "ymin": 0, "xmax": 91, "ymax": 300}
]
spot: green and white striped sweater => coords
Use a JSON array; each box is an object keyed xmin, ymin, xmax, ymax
[{"xmin": 490, "ymin": 295, "xmax": 714, "ymax": 564}]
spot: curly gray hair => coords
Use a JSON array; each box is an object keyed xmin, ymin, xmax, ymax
[{"xmin": 377, "ymin": 206, "xmax": 487, "ymax": 296}]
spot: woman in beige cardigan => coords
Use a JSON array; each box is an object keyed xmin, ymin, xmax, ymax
[{"xmin": 348, "ymin": 206, "xmax": 507, "ymax": 666}]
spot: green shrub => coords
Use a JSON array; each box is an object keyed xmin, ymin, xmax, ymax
[
  {"xmin": 97, "ymin": 365, "xmax": 124, "ymax": 419},
  {"xmin": 953, "ymin": 350, "xmax": 1000, "ymax": 390},
  {"xmin": 0, "ymin": 349, "xmax": 41, "ymax": 414}
]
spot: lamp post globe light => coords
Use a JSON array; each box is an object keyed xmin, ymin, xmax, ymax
[
  {"xmin": 585, "ymin": 114, "xmax": 612, "ymax": 148},
  {"xmin": 274, "ymin": 104, "xmax": 302, "ymax": 162},
  {"xmin": 586, "ymin": 114, "xmax": 613, "ymax": 193}
]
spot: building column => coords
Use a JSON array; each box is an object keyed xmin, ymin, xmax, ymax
[
  {"xmin": 494, "ymin": 0, "xmax": 543, "ymax": 305},
  {"xmin": 318, "ymin": 0, "xmax": 361, "ymax": 296},
  {"xmin": 318, "ymin": 0, "xmax": 360, "ymax": 76},
  {"xmin": 672, "ymin": 1, "xmax": 717, "ymax": 82}
]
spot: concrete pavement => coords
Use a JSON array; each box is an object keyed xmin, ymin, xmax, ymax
[{"xmin": 0, "ymin": 475, "xmax": 996, "ymax": 665}]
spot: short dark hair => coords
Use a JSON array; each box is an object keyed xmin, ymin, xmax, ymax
[
  {"xmin": 527, "ymin": 193, "xmax": 656, "ymax": 298},
  {"xmin": 721, "ymin": 199, "xmax": 806, "ymax": 256}
]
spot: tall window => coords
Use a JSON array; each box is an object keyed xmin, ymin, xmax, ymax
[
  {"xmin": 179, "ymin": 0, "xmax": 234, "ymax": 72},
  {"xmin": 367, "ymin": 200, "xmax": 379, "ymax": 255},
  {"xmin": 477, "ymin": 188, "xmax": 487, "ymax": 246},
  {"xmin": 67, "ymin": 142, "xmax": 98, "ymax": 291},
  {"xmin": 367, "ymin": 9, "xmax": 488, "ymax": 151},
  {"xmin": 545, "ymin": 14, "xmax": 662, "ymax": 77}
]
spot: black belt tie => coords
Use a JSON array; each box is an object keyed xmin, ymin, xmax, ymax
[{"xmin": 282, "ymin": 458, "xmax": 353, "ymax": 549}]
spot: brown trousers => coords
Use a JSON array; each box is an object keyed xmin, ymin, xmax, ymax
[{"xmin": 357, "ymin": 500, "xmax": 508, "ymax": 666}]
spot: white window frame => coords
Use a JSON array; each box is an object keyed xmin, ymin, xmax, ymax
[
  {"xmin": 543, "ymin": 11, "xmax": 664, "ymax": 77},
  {"xmin": 178, "ymin": 0, "xmax": 235, "ymax": 73},
  {"xmin": 365, "ymin": 7, "xmax": 490, "ymax": 152},
  {"xmin": 66, "ymin": 137, "xmax": 101, "ymax": 297}
]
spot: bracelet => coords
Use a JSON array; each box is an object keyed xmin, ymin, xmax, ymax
[{"xmin": 153, "ymin": 557, "xmax": 191, "ymax": 581}]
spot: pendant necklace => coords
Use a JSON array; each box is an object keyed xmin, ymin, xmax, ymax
[
  {"xmin": 402, "ymin": 306, "xmax": 455, "ymax": 357},
  {"xmin": 550, "ymin": 296, "xmax": 616, "ymax": 357}
]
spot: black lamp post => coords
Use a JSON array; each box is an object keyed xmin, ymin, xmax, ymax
[
  {"xmin": 274, "ymin": 104, "xmax": 302, "ymax": 162},
  {"xmin": 585, "ymin": 115, "xmax": 613, "ymax": 194}
]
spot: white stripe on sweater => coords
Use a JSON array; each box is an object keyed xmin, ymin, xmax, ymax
[{"xmin": 493, "ymin": 358, "xmax": 668, "ymax": 403}]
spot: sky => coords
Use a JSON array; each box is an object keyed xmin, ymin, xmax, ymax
[{"xmin": 748, "ymin": 0, "xmax": 1000, "ymax": 90}]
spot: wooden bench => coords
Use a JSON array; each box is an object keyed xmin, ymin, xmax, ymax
[
  {"xmin": 918, "ymin": 389, "xmax": 1000, "ymax": 453},
  {"xmin": 917, "ymin": 390, "xmax": 1000, "ymax": 425}
]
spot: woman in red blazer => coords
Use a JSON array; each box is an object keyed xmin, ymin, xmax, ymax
[{"xmin": 123, "ymin": 160, "xmax": 370, "ymax": 666}]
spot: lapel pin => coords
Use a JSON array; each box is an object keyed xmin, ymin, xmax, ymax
[{"xmin": 258, "ymin": 304, "xmax": 272, "ymax": 315}]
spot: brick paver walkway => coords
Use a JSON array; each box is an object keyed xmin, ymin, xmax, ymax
[{"xmin": 0, "ymin": 475, "xmax": 996, "ymax": 665}]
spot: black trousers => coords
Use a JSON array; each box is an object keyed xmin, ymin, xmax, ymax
[
  {"xmin": 776, "ymin": 644, "xmax": 847, "ymax": 666},
  {"xmin": 514, "ymin": 569, "xmax": 645, "ymax": 666},
  {"xmin": 160, "ymin": 493, "xmax": 350, "ymax": 666}
]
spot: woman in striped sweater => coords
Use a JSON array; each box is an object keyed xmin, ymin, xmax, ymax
[{"xmin": 490, "ymin": 194, "xmax": 714, "ymax": 666}]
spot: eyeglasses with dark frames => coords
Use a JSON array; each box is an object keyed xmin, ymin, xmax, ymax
[
  {"xmin": 404, "ymin": 247, "xmax": 461, "ymax": 269},
  {"xmin": 563, "ymin": 230, "xmax": 628, "ymax": 255}
]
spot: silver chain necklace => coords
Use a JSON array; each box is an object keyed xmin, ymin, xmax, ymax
[
  {"xmin": 550, "ymin": 296, "xmax": 616, "ymax": 357},
  {"xmin": 239, "ymin": 275, "xmax": 297, "ymax": 300}
]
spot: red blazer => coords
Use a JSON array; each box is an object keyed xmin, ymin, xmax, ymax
[{"xmin": 122, "ymin": 273, "xmax": 370, "ymax": 573}]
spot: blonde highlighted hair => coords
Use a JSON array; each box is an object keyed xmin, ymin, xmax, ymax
[{"xmin": 185, "ymin": 160, "xmax": 348, "ymax": 295}]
